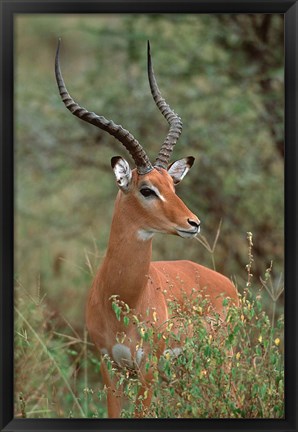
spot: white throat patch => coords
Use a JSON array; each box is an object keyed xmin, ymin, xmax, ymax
[{"xmin": 137, "ymin": 229, "xmax": 155, "ymax": 241}]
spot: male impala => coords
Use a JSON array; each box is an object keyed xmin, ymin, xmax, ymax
[{"xmin": 55, "ymin": 40, "xmax": 238, "ymax": 418}]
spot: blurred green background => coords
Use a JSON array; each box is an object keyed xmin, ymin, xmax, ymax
[{"xmin": 14, "ymin": 14, "xmax": 284, "ymax": 417}]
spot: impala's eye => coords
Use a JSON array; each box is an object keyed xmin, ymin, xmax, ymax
[{"xmin": 140, "ymin": 188, "xmax": 158, "ymax": 198}]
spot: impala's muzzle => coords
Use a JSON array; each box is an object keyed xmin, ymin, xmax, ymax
[
  {"xmin": 176, "ymin": 217, "xmax": 200, "ymax": 238},
  {"xmin": 187, "ymin": 218, "xmax": 200, "ymax": 231}
]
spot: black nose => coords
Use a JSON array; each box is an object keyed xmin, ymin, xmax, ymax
[{"xmin": 187, "ymin": 218, "xmax": 200, "ymax": 229}]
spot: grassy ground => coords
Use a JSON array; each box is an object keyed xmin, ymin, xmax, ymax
[{"xmin": 14, "ymin": 233, "xmax": 284, "ymax": 419}]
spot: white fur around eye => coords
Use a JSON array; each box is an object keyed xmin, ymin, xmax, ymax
[
  {"xmin": 149, "ymin": 185, "xmax": 166, "ymax": 202},
  {"xmin": 140, "ymin": 184, "xmax": 166, "ymax": 202}
]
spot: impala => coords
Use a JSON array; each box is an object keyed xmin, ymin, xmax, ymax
[{"xmin": 55, "ymin": 39, "xmax": 238, "ymax": 418}]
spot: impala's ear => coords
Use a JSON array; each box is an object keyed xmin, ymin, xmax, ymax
[
  {"xmin": 111, "ymin": 156, "xmax": 132, "ymax": 192},
  {"xmin": 167, "ymin": 156, "xmax": 195, "ymax": 185}
]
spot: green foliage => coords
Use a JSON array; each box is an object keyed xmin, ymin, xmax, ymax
[
  {"xmin": 104, "ymin": 282, "xmax": 284, "ymax": 418},
  {"xmin": 14, "ymin": 14, "xmax": 284, "ymax": 419},
  {"xmin": 14, "ymin": 285, "xmax": 106, "ymax": 418},
  {"xmin": 14, "ymin": 232, "xmax": 284, "ymax": 418},
  {"xmin": 15, "ymin": 14, "xmax": 283, "ymax": 294}
]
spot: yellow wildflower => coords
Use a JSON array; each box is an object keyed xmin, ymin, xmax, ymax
[
  {"xmin": 167, "ymin": 322, "xmax": 173, "ymax": 331},
  {"xmin": 165, "ymin": 352, "xmax": 171, "ymax": 360},
  {"xmin": 199, "ymin": 369, "xmax": 207, "ymax": 378}
]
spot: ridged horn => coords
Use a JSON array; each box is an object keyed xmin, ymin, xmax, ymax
[
  {"xmin": 55, "ymin": 39, "xmax": 153, "ymax": 175},
  {"xmin": 147, "ymin": 41, "xmax": 183, "ymax": 170}
]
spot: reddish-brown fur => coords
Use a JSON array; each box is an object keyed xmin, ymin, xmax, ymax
[{"xmin": 86, "ymin": 168, "xmax": 238, "ymax": 417}]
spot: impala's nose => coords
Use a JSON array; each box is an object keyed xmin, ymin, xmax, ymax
[{"xmin": 187, "ymin": 218, "xmax": 200, "ymax": 232}]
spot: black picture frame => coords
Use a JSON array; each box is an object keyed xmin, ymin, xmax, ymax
[{"xmin": 0, "ymin": 1, "xmax": 297, "ymax": 431}]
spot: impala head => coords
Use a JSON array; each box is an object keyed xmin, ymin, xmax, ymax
[
  {"xmin": 55, "ymin": 39, "xmax": 200, "ymax": 239},
  {"xmin": 111, "ymin": 155, "xmax": 200, "ymax": 239}
]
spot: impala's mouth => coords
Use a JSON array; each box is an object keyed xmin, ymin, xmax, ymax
[{"xmin": 176, "ymin": 227, "xmax": 200, "ymax": 239}]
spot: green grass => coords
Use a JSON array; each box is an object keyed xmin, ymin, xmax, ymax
[{"xmin": 14, "ymin": 233, "xmax": 284, "ymax": 419}]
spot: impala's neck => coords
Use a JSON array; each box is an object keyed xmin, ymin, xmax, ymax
[{"xmin": 96, "ymin": 191, "xmax": 153, "ymax": 307}]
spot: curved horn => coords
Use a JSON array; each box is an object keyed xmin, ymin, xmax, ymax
[
  {"xmin": 147, "ymin": 41, "xmax": 183, "ymax": 170},
  {"xmin": 55, "ymin": 39, "xmax": 153, "ymax": 175}
]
